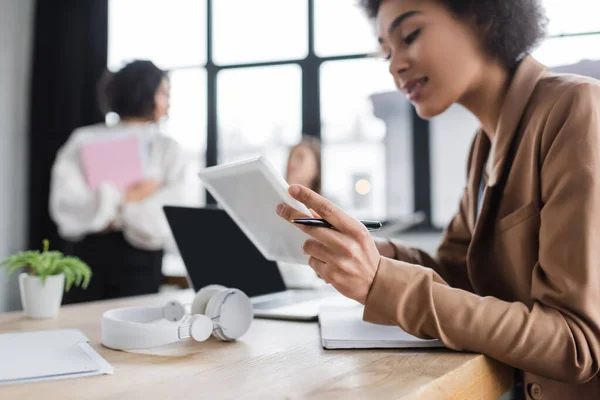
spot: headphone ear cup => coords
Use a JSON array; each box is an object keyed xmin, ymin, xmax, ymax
[
  {"xmin": 205, "ymin": 288, "xmax": 253, "ymax": 341},
  {"xmin": 191, "ymin": 284, "xmax": 227, "ymax": 315}
]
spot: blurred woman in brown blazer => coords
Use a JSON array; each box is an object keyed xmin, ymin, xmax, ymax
[{"xmin": 276, "ymin": 1, "xmax": 600, "ymax": 399}]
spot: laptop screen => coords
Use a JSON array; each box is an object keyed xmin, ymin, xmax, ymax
[{"xmin": 163, "ymin": 206, "xmax": 287, "ymax": 298}]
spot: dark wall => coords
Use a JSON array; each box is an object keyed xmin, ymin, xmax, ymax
[{"xmin": 28, "ymin": 0, "xmax": 108, "ymax": 250}]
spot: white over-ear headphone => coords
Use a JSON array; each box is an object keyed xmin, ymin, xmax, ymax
[{"xmin": 101, "ymin": 285, "xmax": 253, "ymax": 350}]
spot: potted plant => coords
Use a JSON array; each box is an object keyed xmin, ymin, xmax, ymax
[{"xmin": 0, "ymin": 239, "xmax": 92, "ymax": 318}]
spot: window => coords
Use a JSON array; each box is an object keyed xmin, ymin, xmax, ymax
[
  {"xmin": 166, "ymin": 69, "xmax": 207, "ymax": 154},
  {"xmin": 165, "ymin": 69, "xmax": 207, "ymax": 205},
  {"xmin": 108, "ymin": 0, "xmax": 208, "ymax": 208},
  {"xmin": 534, "ymin": 1, "xmax": 600, "ymax": 68},
  {"xmin": 320, "ymin": 58, "xmax": 411, "ymax": 220},
  {"xmin": 108, "ymin": 0, "xmax": 206, "ymax": 70},
  {"xmin": 212, "ymin": 0, "xmax": 308, "ymax": 65},
  {"xmin": 533, "ymin": 35, "xmax": 600, "ymax": 68},
  {"xmin": 109, "ymin": 0, "xmax": 600, "ymax": 235},
  {"xmin": 217, "ymin": 65, "xmax": 302, "ymax": 174},
  {"xmin": 429, "ymin": 106, "xmax": 480, "ymax": 227},
  {"xmin": 542, "ymin": 0, "xmax": 600, "ymax": 36},
  {"xmin": 313, "ymin": 0, "xmax": 379, "ymax": 57}
]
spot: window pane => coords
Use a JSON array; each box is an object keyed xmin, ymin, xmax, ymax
[
  {"xmin": 320, "ymin": 59, "xmax": 412, "ymax": 221},
  {"xmin": 108, "ymin": 0, "xmax": 206, "ymax": 70},
  {"xmin": 533, "ymin": 34, "xmax": 600, "ymax": 68},
  {"xmin": 314, "ymin": 0, "xmax": 378, "ymax": 57},
  {"xmin": 165, "ymin": 68, "xmax": 207, "ymax": 206},
  {"xmin": 430, "ymin": 106, "xmax": 480, "ymax": 228},
  {"xmin": 217, "ymin": 65, "xmax": 302, "ymax": 175},
  {"xmin": 212, "ymin": 0, "xmax": 308, "ymax": 65},
  {"xmin": 543, "ymin": 0, "xmax": 600, "ymax": 35}
]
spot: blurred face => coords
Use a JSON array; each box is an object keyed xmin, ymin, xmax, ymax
[
  {"xmin": 286, "ymin": 145, "xmax": 318, "ymax": 188},
  {"xmin": 376, "ymin": 0, "xmax": 488, "ymax": 118},
  {"xmin": 153, "ymin": 78, "xmax": 170, "ymax": 122}
]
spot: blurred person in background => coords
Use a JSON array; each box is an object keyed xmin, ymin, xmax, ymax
[
  {"xmin": 285, "ymin": 136, "xmax": 322, "ymax": 195},
  {"xmin": 50, "ymin": 60, "xmax": 188, "ymax": 303},
  {"xmin": 280, "ymin": 136, "xmax": 323, "ymax": 288}
]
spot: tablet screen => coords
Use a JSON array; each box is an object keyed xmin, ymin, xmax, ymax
[{"xmin": 199, "ymin": 157, "xmax": 312, "ymax": 264}]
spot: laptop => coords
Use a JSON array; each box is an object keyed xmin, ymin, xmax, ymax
[{"xmin": 163, "ymin": 206, "xmax": 341, "ymax": 321}]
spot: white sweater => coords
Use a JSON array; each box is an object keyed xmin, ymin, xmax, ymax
[{"xmin": 49, "ymin": 122, "xmax": 190, "ymax": 251}]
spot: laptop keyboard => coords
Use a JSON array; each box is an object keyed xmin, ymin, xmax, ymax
[{"xmin": 253, "ymin": 291, "xmax": 332, "ymax": 310}]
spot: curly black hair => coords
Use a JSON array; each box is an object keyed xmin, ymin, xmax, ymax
[
  {"xmin": 358, "ymin": 0, "xmax": 547, "ymax": 69},
  {"xmin": 98, "ymin": 60, "xmax": 168, "ymax": 119}
]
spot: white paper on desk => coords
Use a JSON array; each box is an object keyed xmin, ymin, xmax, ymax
[
  {"xmin": 318, "ymin": 306, "xmax": 445, "ymax": 349},
  {"xmin": 0, "ymin": 328, "xmax": 113, "ymax": 385}
]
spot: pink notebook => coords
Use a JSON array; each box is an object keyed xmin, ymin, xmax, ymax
[{"xmin": 80, "ymin": 135, "xmax": 146, "ymax": 190}]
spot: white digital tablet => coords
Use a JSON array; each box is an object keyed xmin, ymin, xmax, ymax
[{"xmin": 198, "ymin": 156, "xmax": 312, "ymax": 265}]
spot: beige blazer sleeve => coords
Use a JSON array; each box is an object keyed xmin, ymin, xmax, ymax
[{"xmin": 363, "ymin": 83, "xmax": 600, "ymax": 384}]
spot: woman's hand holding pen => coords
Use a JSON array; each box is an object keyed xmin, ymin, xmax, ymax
[
  {"xmin": 293, "ymin": 208, "xmax": 395, "ymax": 258},
  {"xmin": 124, "ymin": 179, "xmax": 160, "ymax": 204},
  {"xmin": 276, "ymin": 184, "xmax": 381, "ymax": 305}
]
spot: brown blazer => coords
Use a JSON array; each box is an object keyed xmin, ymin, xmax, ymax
[{"xmin": 363, "ymin": 56, "xmax": 600, "ymax": 400}]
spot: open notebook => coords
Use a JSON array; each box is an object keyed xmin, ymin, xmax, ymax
[{"xmin": 318, "ymin": 306, "xmax": 444, "ymax": 349}]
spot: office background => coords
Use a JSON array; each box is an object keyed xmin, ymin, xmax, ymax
[{"xmin": 0, "ymin": 0, "xmax": 599, "ymax": 312}]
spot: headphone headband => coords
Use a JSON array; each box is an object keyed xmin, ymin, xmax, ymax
[
  {"xmin": 102, "ymin": 306, "xmax": 183, "ymax": 350},
  {"xmin": 101, "ymin": 287, "xmax": 253, "ymax": 350}
]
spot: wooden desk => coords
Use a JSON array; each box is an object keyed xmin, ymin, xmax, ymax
[{"xmin": 0, "ymin": 290, "xmax": 513, "ymax": 399}]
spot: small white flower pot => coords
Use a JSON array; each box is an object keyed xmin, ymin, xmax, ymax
[{"xmin": 18, "ymin": 272, "xmax": 65, "ymax": 318}]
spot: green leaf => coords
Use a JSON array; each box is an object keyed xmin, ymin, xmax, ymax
[
  {"xmin": 0, "ymin": 240, "xmax": 92, "ymax": 292},
  {"xmin": 40, "ymin": 272, "xmax": 48, "ymax": 285},
  {"xmin": 62, "ymin": 268, "xmax": 75, "ymax": 292},
  {"xmin": 82, "ymin": 266, "xmax": 92, "ymax": 289},
  {"xmin": 0, "ymin": 251, "xmax": 42, "ymax": 276},
  {"xmin": 54, "ymin": 256, "xmax": 92, "ymax": 291},
  {"xmin": 7, "ymin": 263, "xmax": 24, "ymax": 276},
  {"xmin": 45, "ymin": 251, "xmax": 63, "ymax": 275}
]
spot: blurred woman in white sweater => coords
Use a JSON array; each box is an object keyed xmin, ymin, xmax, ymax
[{"xmin": 49, "ymin": 60, "xmax": 189, "ymax": 303}]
